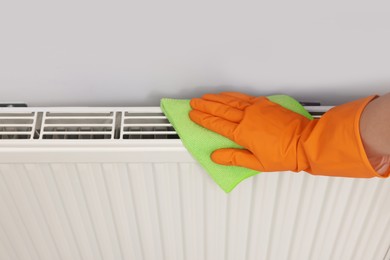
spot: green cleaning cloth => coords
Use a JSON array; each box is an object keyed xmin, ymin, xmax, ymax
[{"xmin": 160, "ymin": 95, "xmax": 313, "ymax": 193}]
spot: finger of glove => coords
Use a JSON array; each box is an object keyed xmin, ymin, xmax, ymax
[
  {"xmin": 190, "ymin": 98, "xmax": 244, "ymax": 123},
  {"xmin": 211, "ymin": 148, "xmax": 265, "ymax": 171},
  {"xmin": 219, "ymin": 92, "xmax": 260, "ymax": 104},
  {"xmin": 189, "ymin": 110, "xmax": 237, "ymax": 139},
  {"xmin": 201, "ymin": 93, "xmax": 252, "ymax": 111}
]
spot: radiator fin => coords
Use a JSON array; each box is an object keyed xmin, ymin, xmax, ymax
[{"xmin": 0, "ymin": 163, "xmax": 389, "ymax": 260}]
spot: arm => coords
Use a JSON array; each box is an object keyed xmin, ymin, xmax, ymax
[{"xmin": 360, "ymin": 93, "xmax": 390, "ymax": 174}]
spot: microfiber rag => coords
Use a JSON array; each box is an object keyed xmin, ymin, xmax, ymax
[{"xmin": 160, "ymin": 95, "xmax": 313, "ymax": 193}]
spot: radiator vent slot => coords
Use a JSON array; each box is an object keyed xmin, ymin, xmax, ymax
[
  {"xmin": 40, "ymin": 111, "xmax": 179, "ymax": 140},
  {"xmin": 122, "ymin": 112, "xmax": 178, "ymax": 139},
  {"xmin": 0, "ymin": 106, "xmax": 326, "ymax": 141},
  {"xmin": 0, "ymin": 112, "xmax": 36, "ymax": 139},
  {"xmin": 41, "ymin": 112, "xmax": 115, "ymax": 140}
]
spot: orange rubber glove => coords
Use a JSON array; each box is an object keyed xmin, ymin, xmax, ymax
[{"xmin": 189, "ymin": 92, "xmax": 390, "ymax": 178}]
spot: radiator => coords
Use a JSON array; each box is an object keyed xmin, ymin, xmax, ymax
[{"xmin": 0, "ymin": 106, "xmax": 389, "ymax": 260}]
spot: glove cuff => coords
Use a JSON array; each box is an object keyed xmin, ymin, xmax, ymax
[{"xmin": 299, "ymin": 95, "xmax": 388, "ymax": 178}]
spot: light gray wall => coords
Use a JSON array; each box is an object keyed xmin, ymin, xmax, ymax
[{"xmin": 1, "ymin": 0, "xmax": 389, "ymax": 106}]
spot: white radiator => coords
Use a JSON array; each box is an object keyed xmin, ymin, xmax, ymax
[{"xmin": 0, "ymin": 106, "xmax": 389, "ymax": 260}]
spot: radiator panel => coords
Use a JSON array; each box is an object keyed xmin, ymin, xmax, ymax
[{"xmin": 0, "ymin": 163, "xmax": 389, "ymax": 260}]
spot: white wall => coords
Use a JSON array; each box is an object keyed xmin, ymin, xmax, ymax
[{"xmin": 0, "ymin": 0, "xmax": 389, "ymax": 107}]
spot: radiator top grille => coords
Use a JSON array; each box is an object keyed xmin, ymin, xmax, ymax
[{"xmin": 0, "ymin": 106, "xmax": 327, "ymax": 140}]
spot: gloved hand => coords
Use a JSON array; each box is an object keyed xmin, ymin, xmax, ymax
[{"xmin": 189, "ymin": 92, "xmax": 390, "ymax": 178}]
